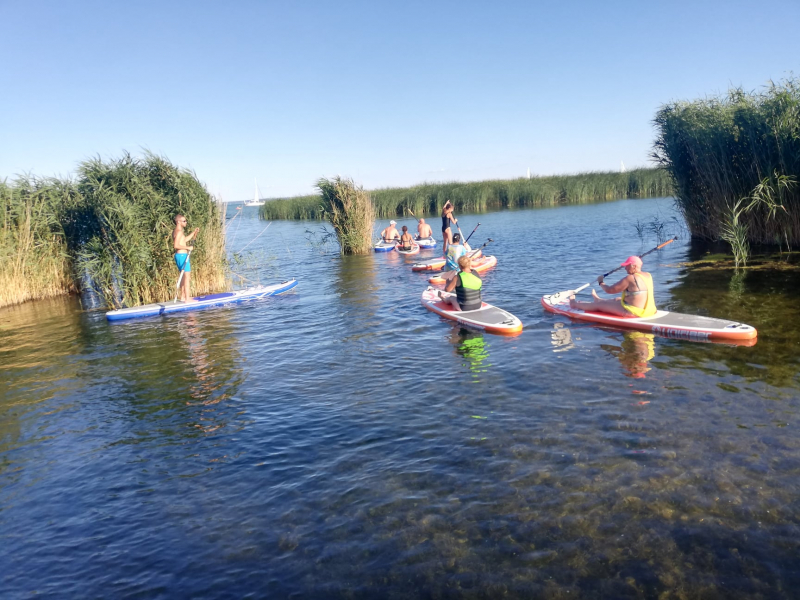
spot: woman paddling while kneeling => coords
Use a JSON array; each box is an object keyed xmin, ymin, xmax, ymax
[
  {"xmin": 569, "ymin": 255, "xmax": 656, "ymax": 318},
  {"xmin": 438, "ymin": 255, "xmax": 482, "ymax": 312}
]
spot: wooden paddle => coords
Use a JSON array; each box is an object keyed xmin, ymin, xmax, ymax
[{"xmin": 550, "ymin": 237, "xmax": 678, "ymax": 303}]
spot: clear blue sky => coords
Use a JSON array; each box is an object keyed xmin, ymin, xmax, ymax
[{"xmin": 1, "ymin": 0, "xmax": 798, "ymax": 200}]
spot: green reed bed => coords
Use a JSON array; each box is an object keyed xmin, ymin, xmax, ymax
[
  {"xmin": 75, "ymin": 152, "xmax": 228, "ymax": 307},
  {"xmin": 1, "ymin": 152, "xmax": 227, "ymax": 309},
  {"xmin": 260, "ymin": 169, "xmax": 672, "ymax": 221},
  {"xmin": 317, "ymin": 176, "xmax": 374, "ymax": 254},
  {"xmin": 0, "ymin": 177, "xmax": 76, "ymax": 307},
  {"xmin": 654, "ymin": 77, "xmax": 800, "ymax": 249}
]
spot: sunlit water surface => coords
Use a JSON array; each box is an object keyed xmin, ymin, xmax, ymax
[{"xmin": 2, "ymin": 198, "xmax": 800, "ymax": 599}]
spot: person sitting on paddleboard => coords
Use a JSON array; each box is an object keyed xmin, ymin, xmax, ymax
[
  {"xmin": 440, "ymin": 233, "xmax": 467, "ymax": 283},
  {"xmin": 416, "ymin": 218, "xmax": 432, "ymax": 240},
  {"xmin": 438, "ymin": 254, "xmax": 482, "ymax": 312},
  {"xmin": 441, "ymin": 201, "xmax": 457, "ymax": 251},
  {"xmin": 173, "ymin": 214, "xmax": 200, "ymax": 303},
  {"xmin": 399, "ymin": 226, "xmax": 414, "ymax": 250},
  {"xmin": 381, "ymin": 220, "xmax": 399, "ymax": 242},
  {"xmin": 569, "ymin": 255, "xmax": 657, "ymax": 318}
]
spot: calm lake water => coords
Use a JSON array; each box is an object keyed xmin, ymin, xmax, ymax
[{"xmin": 2, "ymin": 198, "xmax": 800, "ymax": 599}]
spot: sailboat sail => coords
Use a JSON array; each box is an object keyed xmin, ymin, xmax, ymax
[{"xmin": 245, "ymin": 178, "xmax": 266, "ymax": 206}]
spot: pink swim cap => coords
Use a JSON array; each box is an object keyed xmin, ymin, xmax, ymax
[{"xmin": 620, "ymin": 255, "xmax": 643, "ymax": 267}]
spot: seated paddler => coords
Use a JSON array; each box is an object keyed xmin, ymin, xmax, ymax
[
  {"xmin": 569, "ymin": 255, "xmax": 657, "ymax": 318},
  {"xmin": 438, "ymin": 255, "xmax": 483, "ymax": 312}
]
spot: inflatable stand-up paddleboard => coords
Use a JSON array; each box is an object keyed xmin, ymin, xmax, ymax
[
  {"xmin": 541, "ymin": 290, "xmax": 757, "ymax": 344},
  {"xmin": 395, "ymin": 242, "xmax": 420, "ymax": 255},
  {"xmin": 421, "ymin": 287, "xmax": 522, "ymax": 335},
  {"xmin": 415, "ymin": 236, "xmax": 437, "ymax": 248},
  {"xmin": 374, "ymin": 239, "xmax": 397, "ymax": 252},
  {"xmin": 411, "ymin": 248, "xmax": 482, "ymax": 272},
  {"xmin": 428, "ymin": 255, "xmax": 497, "ymax": 285},
  {"xmin": 106, "ymin": 279, "xmax": 299, "ymax": 321}
]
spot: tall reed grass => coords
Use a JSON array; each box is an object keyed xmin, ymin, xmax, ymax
[
  {"xmin": 0, "ymin": 176, "xmax": 76, "ymax": 307},
  {"xmin": 260, "ymin": 169, "xmax": 672, "ymax": 220},
  {"xmin": 653, "ymin": 77, "xmax": 800, "ymax": 247},
  {"xmin": 75, "ymin": 152, "xmax": 228, "ymax": 307},
  {"xmin": 317, "ymin": 177, "xmax": 374, "ymax": 254},
  {"xmin": 1, "ymin": 152, "xmax": 227, "ymax": 309}
]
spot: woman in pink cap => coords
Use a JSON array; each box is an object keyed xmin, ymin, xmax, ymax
[{"xmin": 569, "ymin": 255, "xmax": 657, "ymax": 318}]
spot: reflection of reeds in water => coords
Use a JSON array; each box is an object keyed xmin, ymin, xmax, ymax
[
  {"xmin": 317, "ymin": 177, "xmax": 374, "ymax": 255},
  {"xmin": 261, "ymin": 169, "xmax": 673, "ymax": 220},
  {"xmin": 0, "ymin": 177, "xmax": 76, "ymax": 307}
]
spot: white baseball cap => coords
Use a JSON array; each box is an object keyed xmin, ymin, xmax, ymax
[{"xmin": 389, "ymin": 220, "xmax": 397, "ymax": 225}]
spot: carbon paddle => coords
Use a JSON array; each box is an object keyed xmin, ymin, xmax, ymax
[{"xmin": 551, "ymin": 237, "xmax": 678, "ymax": 303}]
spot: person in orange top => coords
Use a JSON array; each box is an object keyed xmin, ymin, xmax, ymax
[{"xmin": 569, "ymin": 255, "xmax": 657, "ymax": 318}]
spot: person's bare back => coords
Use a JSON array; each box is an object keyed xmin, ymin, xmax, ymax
[{"xmin": 417, "ymin": 219, "xmax": 432, "ymax": 239}]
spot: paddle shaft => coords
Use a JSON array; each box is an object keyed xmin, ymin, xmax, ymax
[
  {"xmin": 174, "ymin": 247, "xmax": 193, "ymax": 302},
  {"xmin": 601, "ymin": 237, "xmax": 678, "ymax": 278},
  {"xmin": 464, "ymin": 223, "xmax": 481, "ymax": 244},
  {"xmin": 468, "ymin": 238, "xmax": 493, "ymax": 257},
  {"xmin": 554, "ymin": 237, "xmax": 678, "ymax": 301}
]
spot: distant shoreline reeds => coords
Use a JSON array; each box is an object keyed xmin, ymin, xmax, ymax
[
  {"xmin": 1, "ymin": 152, "xmax": 227, "ymax": 309},
  {"xmin": 260, "ymin": 168, "xmax": 673, "ymax": 221},
  {"xmin": 654, "ymin": 77, "xmax": 800, "ymax": 250}
]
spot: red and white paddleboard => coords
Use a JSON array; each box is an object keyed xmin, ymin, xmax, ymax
[
  {"xmin": 421, "ymin": 287, "xmax": 522, "ymax": 335},
  {"xmin": 541, "ymin": 290, "xmax": 757, "ymax": 344},
  {"xmin": 428, "ymin": 255, "xmax": 497, "ymax": 285}
]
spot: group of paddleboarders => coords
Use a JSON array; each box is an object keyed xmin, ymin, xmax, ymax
[
  {"xmin": 174, "ymin": 200, "xmax": 658, "ymax": 319},
  {"xmin": 380, "ymin": 218, "xmax": 434, "ymax": 246},
  {"xmin": 380, "ymin": 201, "xmax": 659, "ymax": 317}
]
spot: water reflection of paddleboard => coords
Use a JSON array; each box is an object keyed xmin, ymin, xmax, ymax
[
  {"xmin": 428, "ymin": 256, "xmax": 497, "ymax": 285},
  {"xmin": 421, "ymin": 287, "xmax": 522, "ymax": 335},
  {"xmin": 106, "ymin": 279, "xmax": 298, "ymax": 321},
  {"xmin": 541, "ymin": 291, "xmax": 757, "ymax": 344}
]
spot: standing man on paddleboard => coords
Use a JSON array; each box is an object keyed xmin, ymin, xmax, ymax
[
  {"xmin": 173, "ymin": 214, "xmax": 200, "ymax": 303},
  {"xmin": 416, "ymin": 218, "xmax": 432, "ymax": 240},
  {"xmin": 569, "ymin": 255, "xmax": 656, "ymax": 318},
  {"xmin": 441, "ymin": 201, "xmax": 457, "ymax": 251},
  {"xmin": 381, "ymin": 220, "xmax": 399, "ymax": 242}
]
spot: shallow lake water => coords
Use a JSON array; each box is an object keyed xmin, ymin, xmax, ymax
[{"xmin": 2, "ymin": 198, "xmax": 800, "ymax": 598}]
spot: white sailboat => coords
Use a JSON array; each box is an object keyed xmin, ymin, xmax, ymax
[{"xmin": 244, "ymin": 179, "xmax": 265, "ymax": 207}]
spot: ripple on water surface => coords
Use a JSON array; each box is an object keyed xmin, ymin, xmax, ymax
[{"xmin": 2, "ymin": 200, "xmax": 800, "ymax": 598}]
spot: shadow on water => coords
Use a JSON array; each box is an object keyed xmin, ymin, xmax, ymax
[
  {"xmin": 101, "ymin": 308, "xmax": 247, "ymax": 442},
  {"xmin": 663, "ymin": 255, "xmax": 800, "ymax": 390},
  {"xmin": 0, "ymin": 296, "xmax": 85, "ymax": 478}
]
